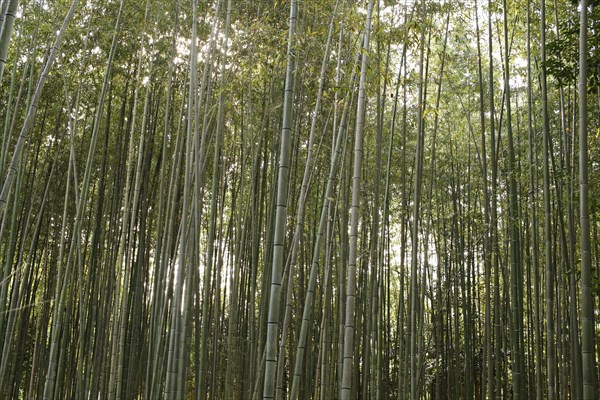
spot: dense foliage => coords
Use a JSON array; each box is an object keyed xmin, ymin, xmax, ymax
[{"xmin": 0, "ymin": 0, "xmax": 598, "ymax": 399}]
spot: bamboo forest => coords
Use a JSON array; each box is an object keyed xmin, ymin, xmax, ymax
[{"xmin": 1, "ymin": 0, "xmax": 600, "ymax": 398}]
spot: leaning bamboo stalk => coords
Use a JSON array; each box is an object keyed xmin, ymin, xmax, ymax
[
  {"xmin": 110, "ymin": 4, "xmax": 151, "ymax": 397},
  {"xmin": 578, "ymin": 0, "xmax": 597, "ymax": 397},
  {"xmin": 289, "ymin": 49, "xmax": 358, "ymax": 400},
  {"xmin": 43, "ymin": 1, "xmax": 123, "ymax": 398},
  {"xmin": 274, "ymin": 3, "xmax": 339, "ymax": 398},
  {"xmin": 340, "ymin": 2, "xmax": 372, "ymax": 399},
  {"xmin": 0, "ymin": 0, "xmax": 18, "ymax": 85},
  {"xmin": 145, "ymin": 1, "xmax": 181, "ymax": 397},
  {"xmin": 262, "ymin": 1, "xmax": 298, "ymax": 398},
  {"xmin": 164, "ymin": 0, "xmax": 198, "ymax": 394}
]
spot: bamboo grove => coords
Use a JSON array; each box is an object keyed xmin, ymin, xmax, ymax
[{"xmin": 0, "ymin": 0, "xmax": 598, "ymax": 399}]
